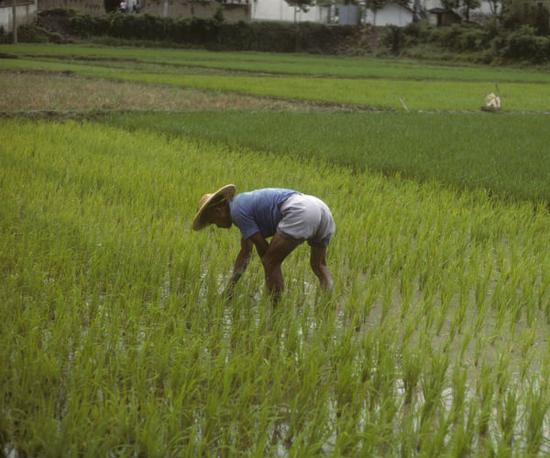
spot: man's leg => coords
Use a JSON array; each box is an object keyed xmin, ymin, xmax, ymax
[
  {"xmin": 262, "ymin": 233, "xmax": 301, "ymax": 298},
  {"xmin": 310, "ymin": 245, "xmax": 333, "ymax": 291}
]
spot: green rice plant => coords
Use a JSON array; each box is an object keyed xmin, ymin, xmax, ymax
[
  {"xmin": 5, "ymin": 43, "xmax": 550, "ymax": 83},
  {"xmin": 476, "ymin": 363, "xmax": 495, "ymax": 440},
  {"xmin": 524, "ymin": 382, "xmax": 549, "ymax": 456},
  {"xmin": 418, "ymin": 352, "xmax": 449, "ymax": 451},
  {"xmin": 106, "ymin": 111, "xmax": 550, "ymax": 206},
  {"xmin": 448, "ymin": 401, "xmax": 477, "ymax": 457},
  {"xmin": 400, "ymin": 349, "xmax": 422, "ymax": 405},
  {"xmin": 497, "ymin": 389, "xmax": 518, "ymax": 455},
  {"xmin": 5, "ymin": 56, "xmax": 550, "ymax": 112},
  {"xmin": 1, "ymin": 119, "xmax": 549, "ymax": 455}
]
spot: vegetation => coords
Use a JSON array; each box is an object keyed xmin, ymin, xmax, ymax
[
  {"xmin": 1, "ymin": 44, "xmax": 549, "ymax": 456},
  {"xmin": 43, "ymin": 9, "xmax": 356, "ymax": 53},
  {"xmin": 397, "ymin": 22, "xmax": 550, "ymax": 64},
  {"xmin": 2, "ymin": 120, "xmax": 549, "ymax": 456},
  {"xmin": 22, "ymin": 6, "xmax": 550, "ymax": 65},
  {"xmin": 104, "ymin": 110, "xmax": 550, "ymax": 205},
  {"xmin": 6, "ymin": 42, "xmax": 550, "ymax": 83},
  {"xmin": 0, "ymin": 71, "xmax": 309, "ymax": 113},
  {"xmin": 4, "ymin": 50, "xmax": 550, "ymax": 111}
]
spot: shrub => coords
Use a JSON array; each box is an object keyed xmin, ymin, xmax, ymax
[
  {"xmin": 70, "ymin": 14, "xmax": 110, "ymax": 37},
  {"xmin": 49, "ymin": 9, "xmax": 356, "ymax": 53},
  {"xmin": 429, "ymin": 24, "xmax": 464, "ymax": 49},
  {"xmin": 494, "ymin": 25, "xmax": 550, "ymax": 63},
  {"xmin": 455, "ymin": 28, "xmax": 491, "ymax": 52},
  {"xmin": 403, "ymin": 20, "xmax": 435, "ymax": 46},
  {"xmin": 17, "ymin": 25, "xmax": 51, "ymax": 43},
  {"xmin": 216, "ymin": 21, "xmax": 254, "ymax": 49},
  {"xmin": 383, "ymin": 26, "xmax": 405, "ymax": 55}
]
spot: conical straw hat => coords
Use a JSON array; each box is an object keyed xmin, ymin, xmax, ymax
[{"xmin": 192, "ymin": 184, "xmax": 236, "ymax": 231}]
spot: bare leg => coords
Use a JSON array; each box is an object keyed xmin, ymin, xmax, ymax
[
  {"xmin": 310, "ymin": 245, "xmax": 333, "ymax": 291},
  {"xmin": 262, "ymin": 233, "xmax": 301, "ymax": 300}
]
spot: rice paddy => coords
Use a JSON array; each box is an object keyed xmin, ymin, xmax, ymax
[
  {"xmin": 4, "ymin": 44, "xmax": 550, "ymax": 111},
  {"xmin": 1, "ymin": 44, "xmax": 549, "ymax": 456}
]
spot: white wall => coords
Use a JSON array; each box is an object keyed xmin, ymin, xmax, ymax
[
  {"xmin": 365, "ymin": 4, "xmax": 413, "ymax": 27},
  {"xmin": 251, "ymin": 0, "xmax": 328, "ymax": 23},
  {"xmin": 0, "ymin": 1, "xmax": 37, "ymax": 33}
]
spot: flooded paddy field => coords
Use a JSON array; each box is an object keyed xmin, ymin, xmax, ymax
[{"xmin": 1, "ymin": 120, "xmax": 549, "ymax": 456}]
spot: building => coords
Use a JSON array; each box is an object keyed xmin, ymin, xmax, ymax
[
  {"xmin": 427, "ymin": 7, "xmax": 461, "ymax": 25},
  {"xmin": 364, "ymin": 2, "xmax": 414, "ymax": 26},
  {"xmin": 1, "ymin": 0, "xmax": 37, "ymax": 32},
  {"xmin": 251, "ymin": 0, "xmax": 329, "ymax": 23},
  {"xmin": 36, "ymin": 0, "xmax": 249, "ymax": 20}
]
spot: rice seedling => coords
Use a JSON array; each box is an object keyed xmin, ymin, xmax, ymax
[
  {"xmin": 106, "ymin": 111, "xmax": 550, "ymax": 205},
  {"xmin": 1, "ymin": 118, "xmax": 549, "ymax": 455}
]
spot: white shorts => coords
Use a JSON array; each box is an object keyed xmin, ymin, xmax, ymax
[{"xmin": 277, "ymin": 193, "xmax": 336, "ymax": 247}]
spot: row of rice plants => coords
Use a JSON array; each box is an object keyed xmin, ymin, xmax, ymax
[
  {"xmin": 1, "ymin": 120, "xmax": 548, "ymax": 456},
  {"xmin": 107, "ymin": 110, "xmax": 550, "ymax": 205},
  {"xmin": 2, "ymin": 57, "xmax": 550, "ymax": 112},
  {"xmin": 4, "ymin": 43, "xmax": 550, "ymax": 83}
]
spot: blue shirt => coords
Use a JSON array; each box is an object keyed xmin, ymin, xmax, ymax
[{"xmin": 229, "ymin": 188, "xmax": 297, "ymax": 240}]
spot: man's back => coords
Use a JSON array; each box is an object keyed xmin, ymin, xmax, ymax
[{"xmin": 229, "ymin": 188, "xmax": 296, "ymax": 240}]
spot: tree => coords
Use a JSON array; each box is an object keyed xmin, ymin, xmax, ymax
[
  {"xmin": 440, "ymin": 0, "xmax": 460, "ymax": 10},
  {"xmin": 462, "ymin": 0, "xmax": 481, "ymax": 20},
  {"xmin": 486, "ymin": 0, "xmax": 502, "ymax": 17}
]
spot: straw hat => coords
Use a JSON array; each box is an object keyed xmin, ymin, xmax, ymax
[{"xmin": 192, "ymin": 184, "xmax": 236, "ymax": 231}]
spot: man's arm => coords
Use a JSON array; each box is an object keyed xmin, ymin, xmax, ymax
[
  {"xmin": 225, "ymin": 237, "xmax": 254, "ymax": 299},
  {"xmin": 249, "ymin": 232, "xmax": 269, "ymax": 259}
]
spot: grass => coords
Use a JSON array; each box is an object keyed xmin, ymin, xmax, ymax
[
  {"xmin": 5, "ymin": 56, "xmax": 550, "ymax": 111},
  {"xmin": 104, "ymin": 110, "xmax": 550, "ymax": 205},
  {"xmin": 1, "ymin": 120, "xmax": 549, "ymax": 456},
  {"xmin": 4, "ymin": 43, "xmax": 550, "ymax": 83}
]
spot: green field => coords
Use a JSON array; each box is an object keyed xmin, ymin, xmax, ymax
[
  {"xmin": 1, "ymin": 44, "xmax": 549, "ymax": 456},
  {"xmin": 5, "ymin": 43, "xmax": 550, "ymax": 83},
  {"xmin": 4, "ymin": 43, "xmax": 550, "ymax": 111},
  {"xmin": 105, "ymin": 110, "xmax": 550, "ymax": 204}
]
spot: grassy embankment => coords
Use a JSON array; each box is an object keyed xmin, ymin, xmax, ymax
[{"xmin": 1, "ymin": 120, "xmax": 549, "ymax": 456}]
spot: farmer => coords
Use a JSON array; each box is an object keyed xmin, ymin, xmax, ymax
[{"xmin": 192, "ymin": 185, "xmax": 335, "ymax": 300}]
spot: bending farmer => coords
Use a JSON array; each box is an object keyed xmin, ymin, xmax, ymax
[{"xmin": 192, "ymin": 185, "xmax": 335, "ymax": 299}]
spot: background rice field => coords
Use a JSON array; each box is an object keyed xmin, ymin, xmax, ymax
[
  {"xmin": 1, "ymin": 44, "xmax": 549, "ymax": 456},
  {"xmin": 5, "ymin": 43, "xmax": 550, "ymax": 111}
]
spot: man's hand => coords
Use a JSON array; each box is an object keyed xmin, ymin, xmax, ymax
[{"xmin": 224, "ymin": 237, "xmax": 253, "ymax": 301}]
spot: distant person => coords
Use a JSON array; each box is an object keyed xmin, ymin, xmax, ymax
[
  {"xmin": 119, "ymin": 1, "xmax": 128, "ymax": 12},
  {"xmin": 482, "ymin": 92, "xmax": 501, "ymax": 112},
  {"xmin": 192, "ymin": 185, "xmax": 335, "ymax": 300}
]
